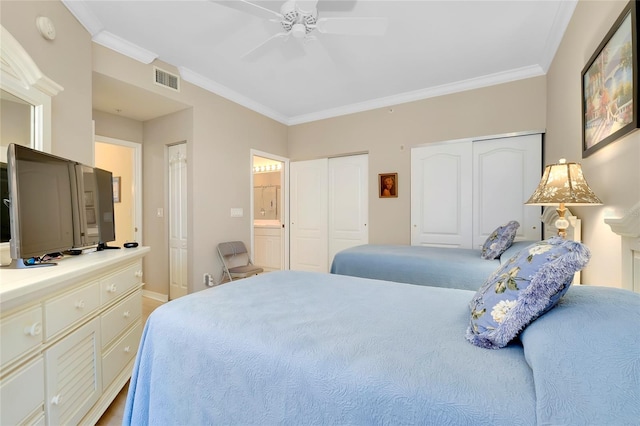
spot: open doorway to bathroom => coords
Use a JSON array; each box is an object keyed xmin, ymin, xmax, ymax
[{"xmin": 251, "ymin": 150, "xmax": 289, "ymax": 272}]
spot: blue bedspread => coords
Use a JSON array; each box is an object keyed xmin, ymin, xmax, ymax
[
  {"xmin": 124, "ymin": 271, "xmax": 640, "ymax": 426},
  {"xmin": 330, "ymin": 244, "xmax": 501, "ymax": 290}
]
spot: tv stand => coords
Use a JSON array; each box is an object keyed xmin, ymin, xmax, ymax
[{"xmin": 97, "ymin": 243, "xmax": 121, "ymax": 251}]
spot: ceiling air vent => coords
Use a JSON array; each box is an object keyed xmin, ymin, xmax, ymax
[{"xmin": 154, "ymin": 66, "xmax": 180, "ymax": 91}]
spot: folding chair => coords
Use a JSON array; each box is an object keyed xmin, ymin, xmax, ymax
[{"xmin": 217, "ymin": 241, "xmax": 263, "ymax": 282}]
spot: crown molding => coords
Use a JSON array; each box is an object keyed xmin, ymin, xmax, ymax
[
  {"xmin": 61, "ymin": 0, "xmax": 104, "ymax": 35},
  {"xmin": 287, "ymin": 64, "xmax": 546, "ymax": 125},
  {"xmin": 538, "ymin": 0, "xmax": 577, "ymax": 72},
  {"xmin": 605, "ymin": 202, "xmax": 640, "ymax": 237},
  {"xmin": 178, "ymin": 67, "xmax": 289, "ymax": 124},
  {"xmin": 92, "ymin": 31, "xmax": 158, "ymax": 65}
]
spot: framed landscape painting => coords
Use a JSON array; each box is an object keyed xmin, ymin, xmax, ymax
[{"xmin": 582, "ymin": 0, "xmax": 638, "ymax": 158}]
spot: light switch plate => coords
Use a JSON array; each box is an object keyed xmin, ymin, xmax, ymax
[{"xmin": 230, "ymin": 208, "xmax": 243, "ymax": 218}]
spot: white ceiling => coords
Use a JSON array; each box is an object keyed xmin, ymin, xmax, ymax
[{"xmin": 64, "ymin": 0, "xmax": 577, "ymax": 125}]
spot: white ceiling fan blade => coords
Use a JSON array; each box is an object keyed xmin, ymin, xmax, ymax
[
  {"xmin": 315, "ymin": 17, "xmax": 388, "ymax": 36},
  {"xmin": 241, "ymin": 32, "xmax": 290, "ymax": 61},
  {"xmin": 209, "ymin": 0, "xmax": 283, "ymax": 21}
]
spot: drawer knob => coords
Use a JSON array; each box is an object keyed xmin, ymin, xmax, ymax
[
  {"xmin": 75, "ymin": 300, "xmax": 85, "ymax": 309},
  {"xmin": 107, "ymin": 284, "xmax": 117, "ymax": 293},
  {"xmin": 24, "ymin": 322, "xmax": 42, "ymax": 337},
  {"xmin": 135, "ymin": 270, "xmax": 143, "ymax": 278},
  {"xmin": 51, "ymin": 394, "xmax": 61, "ymax": 405},
  {"xmin": 123, "ymin": 311, "xmax": 130, "ymax": 318},
  {"xmin": 124, "ymin": 346, "xmax": 131, "ymax": 353}
]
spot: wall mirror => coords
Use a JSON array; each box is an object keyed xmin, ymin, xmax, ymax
[{"xmin": 0, "ymin": 24, "xmax": 63, "ymax": 162}]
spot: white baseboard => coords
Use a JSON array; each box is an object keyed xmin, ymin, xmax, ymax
[{"xmin": 142, "ymin": 289, "xmax": 168, "ymax": 302}]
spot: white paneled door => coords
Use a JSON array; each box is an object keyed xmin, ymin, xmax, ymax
[
  {"xmin": 290, "ymin": 159, "xmax": 329, "ymax": 272},
  {"xmin": 168, "ymin": 143, "xmax": 188, "ymax": 299},
  {"xmin": 328, "ymin": 154, "xmax": 368, "ymax": 267},
  {"xmin": 411, "ymin": 140, "xmax": 473, "ymax": 247},
  {"xmin": 472, "ymin": 134, "xmax": 542, "ymax": 247}
]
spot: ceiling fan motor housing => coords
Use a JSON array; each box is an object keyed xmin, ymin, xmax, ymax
[{"xmin": 280, "ymin": 0, "xmax": 317, "ymax": 35}]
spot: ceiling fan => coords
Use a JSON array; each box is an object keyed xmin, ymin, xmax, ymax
[{"xmin": 211, "ymin": 0, "xmax": 388, "ymax": 60}]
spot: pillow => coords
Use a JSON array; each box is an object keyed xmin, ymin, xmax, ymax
[
  {"xmin": 466, "ymin": 237, "xmax": 590, "ymax": 349},
  {"xmin": 480, "ymin": 220, "xmax": 520, "ymax": 260}
]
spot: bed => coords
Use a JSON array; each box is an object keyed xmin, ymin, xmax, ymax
[
  {"xmin": 330, "ymin": 241, "xmax": 533, "ymax": 290},
  {"xmin": 124, "ymin": 270, "xmax": 639, "ymax": 425}
]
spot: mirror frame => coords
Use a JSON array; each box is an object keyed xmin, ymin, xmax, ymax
[{"xmin": 1, "ymin": 24, "xmax": 63, "ymax": 160}]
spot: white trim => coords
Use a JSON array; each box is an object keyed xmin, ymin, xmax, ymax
[
  {"xmin": 142, "ymin": 289, "xmax": 169, "ymax": 303},
  {"xmin": 92, "ymin": 31, "xmax": 158, "ymax": 64},
  {"xmin": 287, "ymin": 65, "xmax": 546, "ymax": 125},
  {"xmin": 538, "ymin": 0, "xmax": 578, "ymax": 72},
  {"xmin": 179, "ymin": 66, "xmax": 288, "ymax": 124},
  {"xmin": 94, "ymin": 135, "xmax": 144, "ymax": 245},
  {"xmin": 605, "ymin": 202, "xmax": 640, "ymax": 293}
]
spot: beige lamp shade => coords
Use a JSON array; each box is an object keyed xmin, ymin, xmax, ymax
[{"xmin": 525, "ymin": 159, "xmax": 602, "ymax": 206}]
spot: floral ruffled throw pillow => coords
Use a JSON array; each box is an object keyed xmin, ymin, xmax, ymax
[
  {"xmin": 480, "ymin": 221, "xmax": 520, "ymax": 260},
  {"xmin": 467, "ymin": 237, "xmax": 590, "ymax": 349}
]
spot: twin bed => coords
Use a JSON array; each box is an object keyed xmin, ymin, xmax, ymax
[
  {"xmin": 124, "ymin": 243, "xmax": 640, "ymax": 425},
  {"xmin": 329, "ymin": 241, "xmax": 533, "ymax": 290}
]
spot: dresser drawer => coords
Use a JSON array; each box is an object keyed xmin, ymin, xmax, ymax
[
  {"xmin": 102, "ymin": 321, "xmax": 142, "ymax": 389},
  {"xmin": 100, "ymin": 261, "xmax": 143, "ymax": 305},
  {"xmin": 101, "ymin": 290, "xmax": 142, "ymax": 349},
  {"xmin": 0, "ymin": 356, "xmax": 44, "ymax": 425},
  {"xmin": 0, "ymin": 306, "xmax": 43, "ymax": 367},
  {"xmin": 44, "ymin": 281, "xmax": 101, "ymax": 340}
]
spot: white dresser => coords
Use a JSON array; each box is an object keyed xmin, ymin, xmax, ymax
[{"xmin": 0, "ymin": 247, "xmax": 150, "ymax": 425}]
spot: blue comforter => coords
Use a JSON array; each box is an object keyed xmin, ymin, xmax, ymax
[
  {"xmin": 124, "ymin": 271, "xmax": 640, "ymax": 425},
  {"xmin": 330, "ymin": 244, "xmax": 501, "ymax": 290}
]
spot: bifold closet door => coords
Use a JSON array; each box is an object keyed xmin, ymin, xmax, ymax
[
  {"xmin": 411, "ymin": 134, "xmax": 542, "ymax": 248},
  {"xmin": 328, "ymin": 154, "xmax": 368, "ymax": 268},
  {"xmin": 472, "ymin": 134, "xmax": 542, "ymax": 247},
  {"xmin": 290, "ymin": 155, "xmax": 369, "ymax": 272},
  {"xmin": 411, "ymin": 140, "xmax": 473, "ymax": 248},
  {"xmin": 290, "ymin": 159, "xmax": 329, "ymax": 272}
]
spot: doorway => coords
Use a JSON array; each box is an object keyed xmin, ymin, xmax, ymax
[
  {"xmin": 251, "ymin": 150, "xmax": 289, "ymax": 271},
  {"xmin": 94, "ymin": 136, "xmax": 142, "ymax": 247}
]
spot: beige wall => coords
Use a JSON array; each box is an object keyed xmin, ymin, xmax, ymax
[
  {"xmin": 546, "ymin": 0, "xmax": 640, "ymax": 287},
  {"xmin": 288, "ymin": 77, "xmax": 547, "ymax": 244},
  {"xmin": 93, "ymin": 109, "xmax": 144, "ymax": 144},
  {"xmin": 92, "ymin": 46, "xmax": 288, "ymax": 295}
]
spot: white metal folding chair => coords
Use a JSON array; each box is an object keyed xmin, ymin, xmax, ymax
[{"xmin": 217, "ymin": 241, "xmax": 263, "ymax": 282}]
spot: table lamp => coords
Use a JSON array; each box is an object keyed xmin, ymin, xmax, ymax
[{"xmin": 525, "ymin": 158, "xmax": 602, "ymax": 238}]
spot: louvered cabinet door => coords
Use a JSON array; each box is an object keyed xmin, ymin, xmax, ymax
[{"xmin": 44, "ymin": 317, "xmax": 102, "ymax": 426}]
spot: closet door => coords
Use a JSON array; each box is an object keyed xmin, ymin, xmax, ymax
[
  {"xmin": 328, "ymin": 154, "xmax": 368, "ymax": 269},
  {"xmin": 472, "ymin": 134, "xmax": 542, "ymax": 247},
  {"xmin": 411, "ymin": 140, "xmax": 473, "ymax": 247},
  {"xmin": 290, "ymin": 159, "xmax": 328, "ymax": 272}
]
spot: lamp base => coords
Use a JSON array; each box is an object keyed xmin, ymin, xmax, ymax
[{"xmin": 555, "ymin": 204, "xmax": 569, "ymax": 239}]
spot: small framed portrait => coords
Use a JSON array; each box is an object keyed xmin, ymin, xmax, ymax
[{"xmin": 379, "ymin": 173, "xmax": 398, "ymax": 198}]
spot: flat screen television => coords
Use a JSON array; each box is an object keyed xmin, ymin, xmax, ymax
[
  {"xmin": 7, "ymin": 144, "xmax": 75, "ymax": 266},
  {"xmin": 94, "ymin": 167, "xmax": 117, "ymax": 248},
  {"xmin": 1, "ymin": 162, "xmax": 9, "ymax": 243}
]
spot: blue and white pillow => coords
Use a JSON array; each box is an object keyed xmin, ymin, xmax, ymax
[
  {"xmin": 467, "ymin": 237, "xmax": 590, "ymax": 349},
  {"xmin": 481, "ymin": 220, "xmax": 520, "ymax": 260}
]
